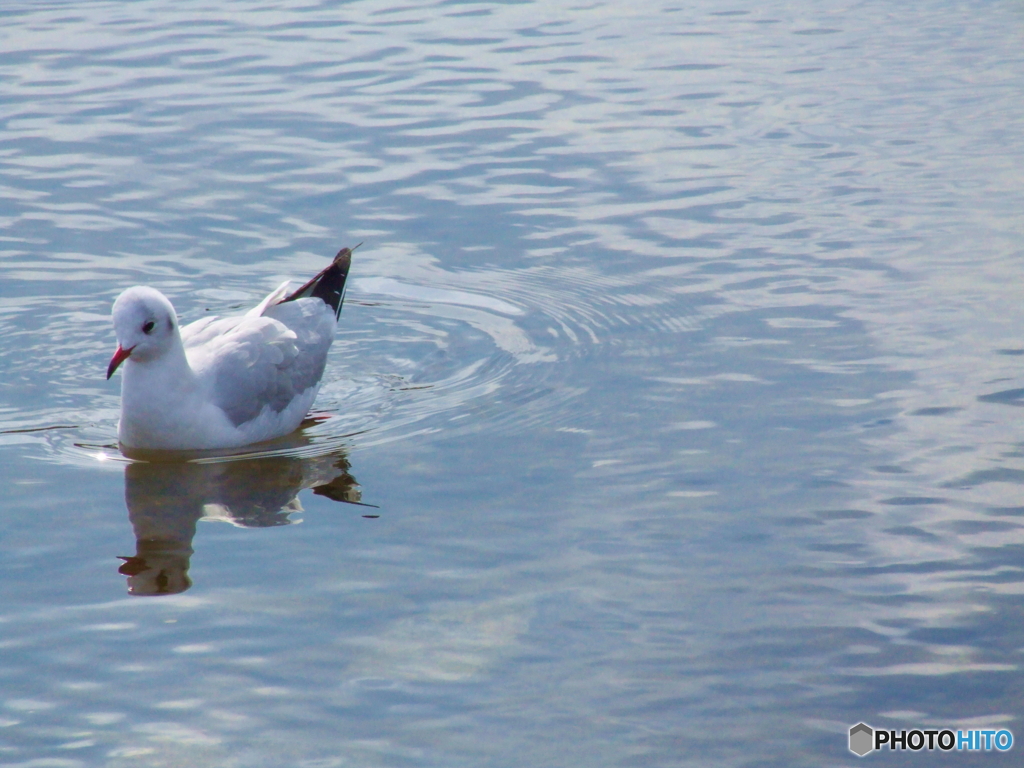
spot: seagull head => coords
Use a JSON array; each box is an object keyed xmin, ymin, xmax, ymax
[{"xmin": 108, "ymin": 286, "xmax": 179, "ymax": 379}]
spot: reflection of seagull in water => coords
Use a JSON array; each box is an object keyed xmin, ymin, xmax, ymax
[
  {"xmin": 106, "ymin": 246, "xmax": 355, "ymax": 451},
  {"xmin": 119, "ymin": 447, "xmax": 365, "ymax": 596}
]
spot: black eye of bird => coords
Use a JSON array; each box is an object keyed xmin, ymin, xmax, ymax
[{"xmin": 142, "ymin": 320, "xmax": 155, "ymax": 334}]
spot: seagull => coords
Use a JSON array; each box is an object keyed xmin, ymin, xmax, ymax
[{"xmin": 106, "ymin": 246, "xmax": 354, "ymax": 451}]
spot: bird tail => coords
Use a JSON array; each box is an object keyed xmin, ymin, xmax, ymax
[{"xmin": 282, "ymin": 244, "xmax": 358, "ymax": 319}]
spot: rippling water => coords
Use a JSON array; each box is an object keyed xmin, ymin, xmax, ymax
[{"xmin": 3, "ymin": 0, "xmax": 1024, "ymax": 765}]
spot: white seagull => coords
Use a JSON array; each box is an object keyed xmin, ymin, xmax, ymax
[{"xmin": 106, "ymin": 247, "xmax": 354, "ymax": 451}]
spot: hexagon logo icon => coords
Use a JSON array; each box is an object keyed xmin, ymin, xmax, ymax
[{"xmin": 849, "ymin": 723, "xmax": 874, "ymax": 756}]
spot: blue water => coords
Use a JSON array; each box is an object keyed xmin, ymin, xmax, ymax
[{"xmin": 2, "ymin": 0, "xmax": 1024, "ymax": 765}]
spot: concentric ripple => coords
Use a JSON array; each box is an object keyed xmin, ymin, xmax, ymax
[{"xmin": 1, "ymin": 249, "xmax": 697, "ymax": 467}]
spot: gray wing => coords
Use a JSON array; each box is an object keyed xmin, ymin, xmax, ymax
[
  {"xmin": 180, "ymin": 315, "xmax": 229, "ymax": 347},
  {"xmin": 184, "ymin": 298, "xmax": 336, "ymax": 427}
]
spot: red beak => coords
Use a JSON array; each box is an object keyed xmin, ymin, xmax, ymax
[{"xmin": 106, "ymin": 344, "xmax": 134, "ymax": 379}]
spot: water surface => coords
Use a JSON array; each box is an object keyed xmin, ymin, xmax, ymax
[{"xmin": 2, "ymin": 0, "xmax": 1024, "ymax": 765}]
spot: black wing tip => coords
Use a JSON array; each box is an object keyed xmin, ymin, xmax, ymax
[
  {"xmin": 332, "ymin": 244, "xmax": 355, "ymax": 271},
  {"xmin": 284, "ymin": 243, "xmax": 359, "ymax": 318}
]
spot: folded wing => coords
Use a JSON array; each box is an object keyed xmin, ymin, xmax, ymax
[
  {"xmin": 183, "ymin": 299, "xmax": 336, "ymax": 427},
  {"xmin": 180, "ymin": 248, "xmax": 352, "ymax": 429}
]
